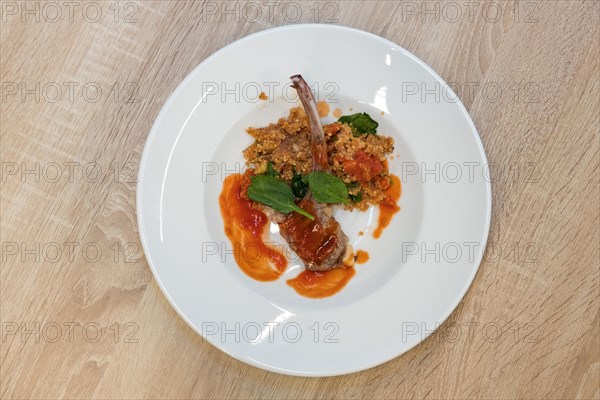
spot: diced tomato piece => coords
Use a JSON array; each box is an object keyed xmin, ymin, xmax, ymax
[{"xmin": 342, "ymin": 150, "xmax": 384, "ymax": 184}]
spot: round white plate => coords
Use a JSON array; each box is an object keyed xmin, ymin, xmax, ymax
[{"xmin": 137, "ymin": 24, "xmax": 491, "ymax": 376}]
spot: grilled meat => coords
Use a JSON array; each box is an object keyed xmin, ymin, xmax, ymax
[{"xmin": 277, "ymin": 75, "xmax": 351, "ymax": 271}]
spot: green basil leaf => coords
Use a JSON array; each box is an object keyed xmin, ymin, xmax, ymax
[
  {"xmin": 308, "ymin": 171, "xmax": 348, "ymax": 204},
  {"xmin": 338, "ymin": 112, "xmax": 378, "ymax": 137},
  {"xmin": 291, "ymin": 172, "xmax": 309, "ymax": 198},
  {"xmin": 248, "ymin": 175, "xmax": 314, "ymax": 220}
]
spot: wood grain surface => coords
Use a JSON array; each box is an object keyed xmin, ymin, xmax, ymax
[{"xmin": 1, "ymin": 1, "xmax": 599, "ymax": 399}]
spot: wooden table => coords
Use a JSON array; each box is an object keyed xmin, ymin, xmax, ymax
[{"xmin": 1, "ymin": 1, "xmax": 598, "ymax": 398}]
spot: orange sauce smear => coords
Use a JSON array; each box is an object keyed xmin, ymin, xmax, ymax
[
  {"xmin": 287, "ymin": 267, "xmax": 356, "ymax": 298},
  {"xmin": 332, "ymin": 108, "xmax": 342, "ymax": 118},
  {"xmin": 317, "ymin": 101, "xmax": 330, "ymax": 117},
  {"xmin": 355, "ymin": 250, "xmax": 369, "ymax": 264},
  {"xmin": 219, "ymin": 173, "xmax": 287, "ymax": 281},
  {"xmin": 259, "ymin": 92, "xmax": 268, "ymax": 100},
  {"xmin": 374, "ymin": 174, "xmax": 401, "ymax": 239}
]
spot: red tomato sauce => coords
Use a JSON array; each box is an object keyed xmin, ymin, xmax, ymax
[
  {"xmin": 287, "ymin": 266, "xmax": 356, "ymax": 298},
  {"xmin": 219, "ymin": 173, "xmax": 287, "ymax": 281},
  {"xmin": 317, "ymin": 100, "xmax": 330, "ymax": 117},
  {"xmin": 355, "ymin": 250, "xmax": 369, "ymax": 264},
  {"xmin": 374, "ymin": 174, "xmax": 401, "ymax": 239}
]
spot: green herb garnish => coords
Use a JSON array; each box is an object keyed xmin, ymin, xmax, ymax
[
  {"xmin": 265, "ymin": 161, "xmax": 278, "ymax": 177},
  {"xmin": 349, "ymin": 192, "xmax": 363, "ymax": 203},
  {"xmin": 338, "ymin": 112, "xmax": 378, "ymax": 137},
  {"xmin": 308, "ymin": 171, "xmax": 348, "ymax": 204},
  {"xmin": 291, "ymin": 172, "xmax": 309, "ymax": 199},
  {"xmin": 248, "ymin": 175, "xmax": 314, "ymax": 220}
]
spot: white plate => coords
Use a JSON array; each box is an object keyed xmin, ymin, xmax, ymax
[{"xmin": 137, "ymin": 24, "xmax": 491, "ymax": 376}]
